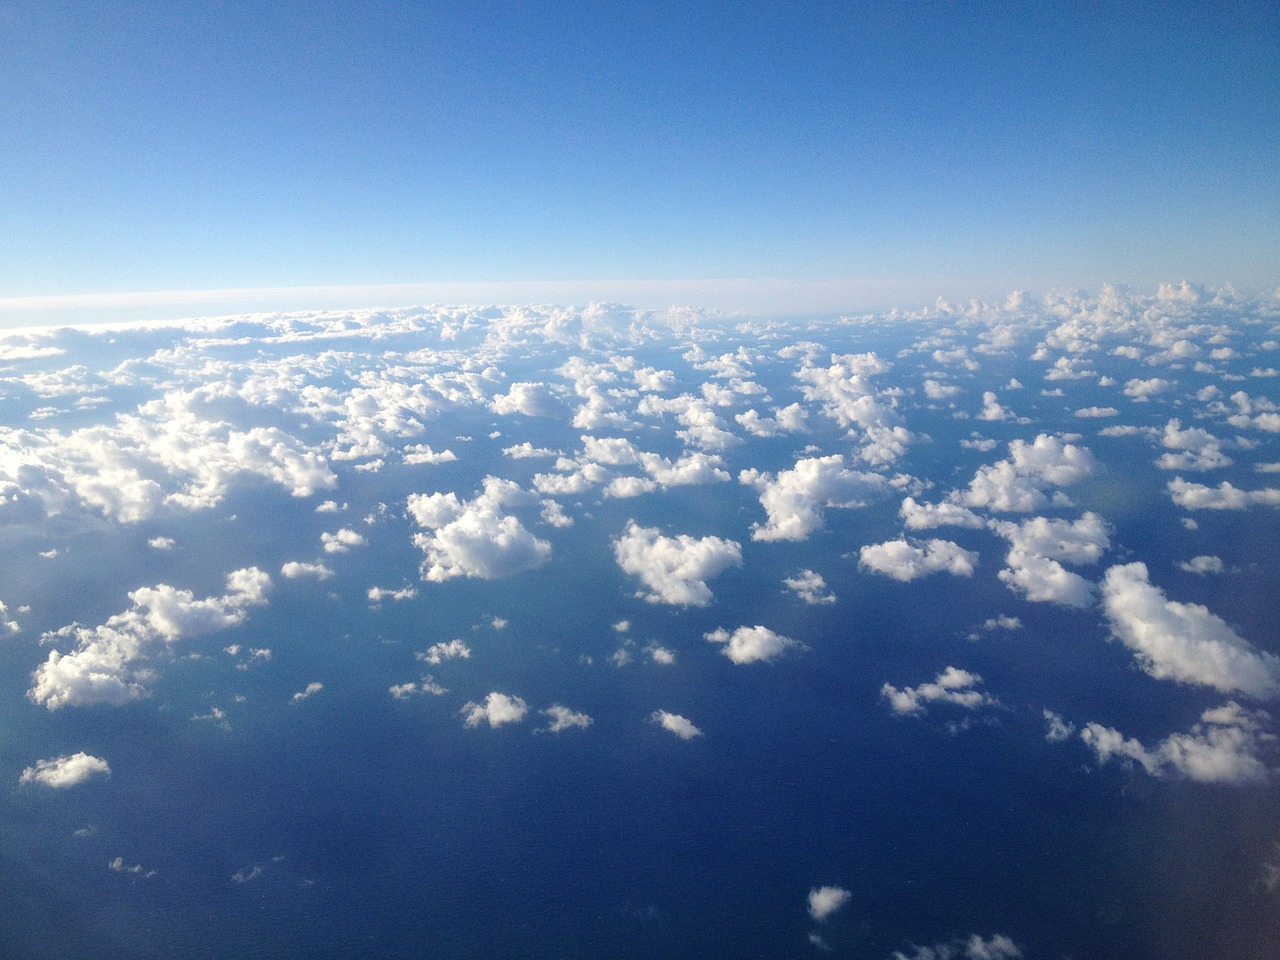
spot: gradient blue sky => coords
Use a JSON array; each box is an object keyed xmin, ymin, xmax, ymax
[{"xmin": 2, "ymin": 0, "xmax": 1278, "ymax": 320}]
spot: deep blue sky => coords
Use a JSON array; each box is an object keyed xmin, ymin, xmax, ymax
[{"xmin": 2, "ymin": 1, "xmax": 1278, "ymax": 316}]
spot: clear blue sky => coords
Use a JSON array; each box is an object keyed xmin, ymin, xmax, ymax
[{"xmin": 2, "ymin": 0, "xmax": 1277, "ymax": 317}]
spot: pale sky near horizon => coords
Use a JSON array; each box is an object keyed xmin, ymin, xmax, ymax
[{"xmin": 2, "ymin": 1, "xmax": 1278, "ymax": 325}]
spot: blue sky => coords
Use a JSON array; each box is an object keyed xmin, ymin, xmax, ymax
[{"xmin": 2, "ymin": 1, "xmax": 1278, "ymax": 319}]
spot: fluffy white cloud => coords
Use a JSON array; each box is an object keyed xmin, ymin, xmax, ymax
[
  {"xmin": 705, "ymin": 625, "xmax": 804, "ymax": 664},
  {"xmin": 953, "ymin": 434, "xmax": 1096, "ymax": 513},
  {"xmin": 859, "ymin": 538, "xmax": 978, "ymax": 582},
  {"xmin": 1154, "ymin": 419, "xmax": 1233, "ymax": 471},
  {"xmin": 1124, "ymin": 377, "xmax": 1172, "ymax": 399},
  {"xmin": 408, "ymin": 476, "xmax": 552, "ymax": 582},
  {"xmin": 418, "ymin": 638, "xmax": 471, "ymax": 665},
  {"xmin": 650, "ymin": 709, "xmax": 702, "ymax": 739},
  {"xmin": 461, "ymin": 692, "xmax": 528, "ymax": 728},
  {"xmin": 1179, "ymin": 555, "xmax": 1223, "ymax": 574},
  {"xmin": 1167, "ymin": 477, "xmax": 1280, "ymax": 510},
  {"xmin": 1080, "ymin": 701, "xmax": 1274, "ymax": 784},
  {"xmin": 0, "ymin": 599, "xmax": 20, "ymax": 635},
  {"xmin": 280, "ymin": 560, "xmax": 335, "ymax": 580},
  {"xmin": 321, "ymin": 527, "xmax": 366, "ymax": 553},
  {"xmin": 740, "ymin": 455, "xmax": 888, "ymax": 541},
  {"xmin": 540, "ymin": 704, "xmax": 593, "ymax": 733},
  {"xmin": 989, "ymin": 512, "xmax": 1109, "ymax": 608},
  {"xmin": 613, "ymin": 521, "xmax": 741, "ymax": 606},
  {"xmin": 881, "ymin": 667, "xmax": 996, "ymax": 716},
  {"xmin": 783, "ymin": 569, "xmax": 836, "ymax": 604},
  {"xmin": 795, "ymin": 351, "xmax": 913, "ymax": 464},
  {"xmin": 899, "ymin": 496, "xmax": 984, "ymax": 530},
  {"xmin": 292, "ymin": 681, "xmax": 323, "ymax": 701},
  {"xmin": 1101, "ymin": 562, "xmax": 1280, "ymax": 698},
  {"xmin": 367, "ymin": 585, "xmax": 417, "ymax": 603},
  {"xmin": 29, "ymin": 567, "xmax": 271, "ymax": 709},
  {"xmin": 19, "ymin": 752, "xmax": 111, "ymax": 788},
  {"xmin": 489, "ymin": 381, "xmax": 568, "ymax": 418},
  {"xmin": 807, "ymin": 885, "xmax": 851, "ymax": 921},
  {"xmin": 402, "ymin": 443, "xmax": 457, "ymax": 465}
]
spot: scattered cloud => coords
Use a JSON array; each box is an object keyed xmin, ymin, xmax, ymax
[
  {"xmin": 807, "ymin": 885, "xmax": 851, "ymax": 921},
  {"xmin": 650, "ymin": 709, "xmax": 702, "ymax": 740},
  {"xmin": 20, "ymin": 752, "xmax": 111, "ymax": 788},
  {"xmin": 613, "ymin": 521, "xmax": 741, "ymax": 606},
  {"xmin": 881, "ymin": 667, "xmax": 996, "ymax": 716},
  {"xmin": 859, "ymin": 538, "xmax": 978, "ymax": 582},
  {"xmin": 540, "ymin": 704, "xmax": 593, "ymax": 733},
  {"xmin": 461, "ymin": 692, "xmax": 528, "ymax": 728},
  {"xmin": 705, "ymin": 625, "xmax": 805, "ymax": 664},
  {"xmin": 784, "ymin": 569, "xmax": 836, "ymax": 604},
  {"xmin": 741, "ymin": 455, "xmax": 889, "ymax": 541}
]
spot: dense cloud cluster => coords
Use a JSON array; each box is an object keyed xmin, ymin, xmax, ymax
[{"xmin": 3, "ymin": 285, "xmax": 1279, "ymax": 957}]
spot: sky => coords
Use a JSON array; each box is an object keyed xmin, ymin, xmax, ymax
[{"xmin": 2, "ymin": 0, "xmax": 1279, "ymax": 324}]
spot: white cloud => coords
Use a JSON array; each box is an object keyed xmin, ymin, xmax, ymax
[
  {"xmin": 783, "ymin": 569, "xmax": 836, "ymax": 604},
  {"xmin": 1179, "ymin": 555, "xmax": 1223, "ymax": 574},
  {"xmin": 705, "ymin": 625, "xmax": 805, "ymax": 664},
  {"xmin": 19, "ymin": 752, "xmax": 111, "ymax": 788},
  {"xmin": 807, "ymin": 885, "xmax": 851, "ymax": 921},
  {"xmin": 794, "ymin": 351, "xmax": 913, "ymax": 464},
  {"xmin": 292, "ymin": 681, "xmax": 323, "ymax": 701},
  {"xmin": 1124, "ymin": 377, "xmax": 1173, "ymax": 399},
  {"xmin": 280, "ymin": 560, "xmax": 335, "ymax": 580},
  {"xmin": 417, "ymin": 638, "xmax": 471, "ymax": 665},
  {"xmin": 889, "ymin": 933, "xmax": 1021, "ymax": 960},
  {"xmin": 740, "ymin": 455, "xmax": 889, "ymax": 541},
  {"xmin": 461, "ymin": 692, "xmax": 528, "ymax": 728},
  {"xmin": 0, "ymin": 600, "xmax": 20, "ymax": 635},
  {"xmin": 29, "ymin": 567, "xmax": 271, "ymax": 709},
  {"xmin": 647, "ymin": 645, "xmax": 676, "ymax": 665},
  {"xmin": 613, "ymin": 521, "xmax": 741, "ymax": 606},
  {"xmin": 148, "ymin": 536, "xmax": 175, "ymax": 550},
  {"xmin": 1074, "ymin": 406, "xmax": 1119, "ymax": 418},
  {"xmin": 953, "ymin": 434, "xmax": 1096, "ymax": 513},
  {"xmin": 989, "ymin": 512, "xmax": 1109, "ymax": 608},
  {"xmin": 1167, "ymin": 477, "xmax": 1280, "ymax": 510},
  {"xmin": 881, "ymin": 667, "xmax": 996, "ymax": 716},
  {"xmin": 1101, "ymin": 562, "xmax": 1280, "ymax": 698},
  {"xmin": 1043, "ymin": 710, "xmax": 1075, "ymax": 742},
  {"xmin": 1153, "ymin": 419, "xmax": 1233, "ymax": 471},
  {"xmin": 321, "ymin": 527, "xmax": 366, "ymax": 553},
  {"xmin": 408, "ymin": 476, "xmax": 552, "ymax": 582},
  {"xmin": 402, "ymin": 443, "xmax": 457, "ymax": 465},
  {"xmin": 367, "ymin": 585, "xmax": 417, "ymax": 603},
  {"xmin": 650, "ymin": 709, "xmax": 703, "ymax": 740},
  {"xmin": 503, "ymin": 441, "xmax": 559, "ymax": 459},
  {"xmin": 899, "ymin": 496, "xmax": 984, "ymax": 530},
  {"xmin": 859, "ymin": 538, "xmax": 978, "ymax": 582},
  {"xmin": 1080, "ymin": 701, "xmax": 1274, "ymax": 784},
  {"xmin": 540, "ymin": 704, "xmax": 593, "ymax": 733},
  {"xmin": 489, "ymin": 381, "xmax": 568, "ymax": 418}
]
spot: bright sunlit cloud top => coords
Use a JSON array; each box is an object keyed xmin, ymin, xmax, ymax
[{"xmin": 3, "ymin": 1, "xmax": 1277, "ymax": 319}]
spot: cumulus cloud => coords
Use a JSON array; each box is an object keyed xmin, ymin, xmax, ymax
[
  {"xmin": 1124, "ymin": 377, "xmax": 1172, "ymax": 400},
  {"xmin": 859, "ymin": 538, "xmax": 978, "ymax": 582},
  {"xmin": 650, "ymin": 709, "xmax": 703, "ymax": 739},
  {"xmin": 613, "ymin": 521, "xmax": 741, "ymax": 606},
  {"xmin": 1101, "ymin": 562, "xmax": 1280, "ymax": 698},
  {"xmin": 402, "ymin": 443, "xmax": 457, "ymax": 465},
  {"xmin": 461, "ymin": 692, "xmax": 528, "ymax": 728},
  {"xmin": 1154, "ymin": 419, "xmax": 1233, "ymax": 471},
  {"xmin": 881, "ymin": 667, "xmax": 996, "ymax": 716},
  {"xmin": 1179, "ymin": 555, "xmax": 1223, "ymax": 574},
  {"xmin": 489, "ymin": 381, "xmax": 568, "ymax": 418},
  {"xmin": 0, "ymin": 600, "xmax": 20, "ymax": 635},
  {"xmin": 1080, "ymin": 701, "xmax": 1274, "ymax": 784},
  {"xmin": 321, "ymin": 528, "xmax": 366, "ymax": 553},
  {"xmin": 292, "ymin": 682, "xmax": 323, "ymax": 701},
  {"xmin": 807, "ymin": 885, "xmax": 851, "ymax": 921},
  {"xmin": 408, "ymin": 476, "xmax": 552, "ymax": 582},
  {"xmin": 740, "ymin": 455, "xmax": 889, "ymax": 541},
  {"xmin": 280, "ymin": 560, "xmax": 335, "ymax": 580},
  {"xmin": 953, "ymin": 434, "xmax": 1096, "ymax": 513},
  {"xmin": 795, "ymin": 351, "xmax": 913, "ymax": 464},
  {"xmin": 783, "ymin": 569, "xmax": 836, "ymax": 604},
  {"xmin": 19, "ymin": 752, "xmax": 111, "ymax": 788},
  {"xmin": 899, "ymin": 496, "xmax": 985, "ymax": 530},
  {"xmin": 29, "ymin": 567, "xmax": 271, "ymax": 709},
  {"xmin": 705, "ymin": 625, "xmax": 805, "ymax": 664},
  {"xmin": 540, "ymin": 704, "xmax": 593, "ymax": 733},
  {"xmin": 1166, "ymin": 477, "xmax": 1280, "ymax": 510},
  {"xmin": 418, "ymin": 638, "xmax": 471, "ymax": 665},
  {"xmin": 988, "ymin": 512, "xmax": 1109, "ymax": 607}
]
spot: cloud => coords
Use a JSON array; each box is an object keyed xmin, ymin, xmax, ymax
[
  {"xmin": 650, "ymin": 709, "xmax": 702, "ymax": 740},
  {"xmin": 489, "ymin": 381, "xmax": 569, "ymax": 418},
  {"xmin": 402, "ymin": 443, "xmax": 457, "ymax": 465},
  {"xmin": 1123, "ymin": 377, "xmax": 1172, "ymax": 399},
  {"xmin": 29, "ymin": 568, "xmax": 271, "ymax": 709},
  {"xmin": 881, "ymin": 667, "xmax": 996, "ymax": 716},
  {"xmin": 899, "ymin": 497, "xmax": 984, "ymax": 530},
  {"xmin": 740, "ymin": 455, "xmax": 889, "ymax": 541},
  {"xmin": 1074, "ymin": 406, "xmax": 1119, "ymax": 418},
  {"xmin": 461, "ymin": 692, "xmax": 528, "ymax": 728},
  {"xmin": 19, "ymin": 752, "xmax": 111, "ymax": 788},
  {"xmin": 705, "ymin": 625, "xmax": 805, "ymax": 664},
  {"xmin": 540, "ymin": 704, "xmax": 593, "ymax": 733},
  {"xmin": 1079, "ymin": 701, "xmax": 1274, "ymax": 784},
  {"xmin": 1179, "ymin": 555, "xmax": 1223, "ymax": 574},
  {"xmin": 889, "ymin": 933, "xmax": 1022, "ymax": 960},
  {"xmin": 784, "ymin": 569, "xmax": 836, "ymax": 604},
  {"xmin": 408, "ymin": 476, "xmax": 552, "ymax": 582},
  {"xmin": 1101, "ymin": 562, "xmax": 1280, "ymax": 698},
  {"xmin": 1166, "ymin": 477, "xmax": 1280, "ymax": 510},
  {"xmin": 0, "ymin": 600, "xmax": 20, "ymax": 635},
  {"xmin": 807, "ymin": 885, "xmax": 851, "ymax": 921},
  {"xmin": 613, "ymin": 521, "xmax": 741, "ymax": 606},
  {"xmin": 989, "ymin": 512, "xmax": 1109, "ymax": 608},
  {"xmin": 859, "ymin": 538, "xmax": 978, "ymax": 582},
  {"xmin": 417, "ymin": 638, "xmax": 471, "ymax": 664},
  {"xmin": 794, "ymin": 351, "xmax": 913, "ymax": 464},
  {"xmin": 953, "ymin": 434, "xmax": 1096, "ymax": 512},
  {"xmin": 280, "ymin": 560, "xmax": 335, "ymax": 580},
  {"xmin": 321, "ymin": 528, "xmax": 367, "ymax": 553},
  {"xmin": 292, "ymin": 682, "xmax": 323, "ymax": 701}
]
